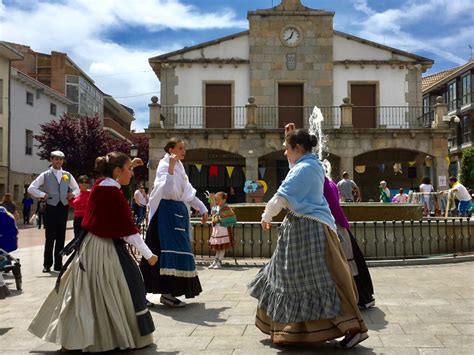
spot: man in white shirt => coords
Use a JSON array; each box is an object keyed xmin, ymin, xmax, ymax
[
  {"xmin": 27, "ymin": 151, "xmax": 80, "ymax": 272},
  {"xmin": 448, "ymin": 176, "xmax": 472, "ymax": 217},
  {"xmin": 133, "ymin": 185, "xmax": 147, "ymax": 224}
]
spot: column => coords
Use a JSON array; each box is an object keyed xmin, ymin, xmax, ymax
[
  {"xmin": 339, "ymin": 156, "xmax": 354, "ymax": 178},
  {"xmin": 245, "ymin": 156, "xmax": 259, "ymax": 202},
  {"xmin": 433, "ymin": 96, "xmax": 448, "ymax": 129},
  {"xmin": 245, "ymin": 96, "xmax": 257, "ymax": 128},
  {"xmin": 340, "ymin": 97, "xmax": 353, "ymax": 128},
  {"xmin": 149, "ymin": 96, "xmax": 162, "ymax": 128},
  {"xmin": 434, "ymin": 155, "xmax": 449, "ymax": 191}
]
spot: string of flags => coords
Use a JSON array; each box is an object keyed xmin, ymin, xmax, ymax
[
  {"xmin": 190, "ymin": 164, "xmax": 269, "ymax": 179},
  {"xmin": 354, "ymin": 156, "xmax": 451, "ymax": 175}
]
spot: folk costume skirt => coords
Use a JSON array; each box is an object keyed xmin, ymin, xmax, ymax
[
  {"xmin": 140, "ymin": 199, "xmax": 202, "ymax": 298},
  {"xmin": 248, "ymin": 213, "xmax": 368, "ymax": 344},
  {"xmin": 28, "ymin": 233, "xmax": 154, "ymax": 352}
]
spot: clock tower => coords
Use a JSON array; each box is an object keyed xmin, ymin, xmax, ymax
[{"xmin": 248, "ymin": 0, "xmax": 334, "ymax": 126}]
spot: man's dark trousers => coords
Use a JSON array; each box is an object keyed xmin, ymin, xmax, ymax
[{"xmin": 44, "ymin": 202, "xmax": 69, "ymax": 270}]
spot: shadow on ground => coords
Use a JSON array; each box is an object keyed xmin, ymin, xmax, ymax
[{"xmin": 150, "ymin": 302, "xmax": 230, "ymax": 327}]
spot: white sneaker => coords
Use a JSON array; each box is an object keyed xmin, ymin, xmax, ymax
[
  {"xmin": 208, "ymin": 260, "xmax": 217, "ymax": 269},
  {"xmin": 213, "ymin": 260, "xmax": 222, "ymax": 269}
]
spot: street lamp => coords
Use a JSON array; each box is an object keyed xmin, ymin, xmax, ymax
[{"xmin": 130, "ymin": 144, "xmax": 138, "ymax": 158}]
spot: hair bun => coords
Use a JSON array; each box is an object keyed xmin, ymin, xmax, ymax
[{"xmin": 309, "ymin": 134, "xmax": 318, "ymax": 147}]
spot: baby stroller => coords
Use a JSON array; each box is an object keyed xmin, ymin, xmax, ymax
[{"xmin": 0, "ymin": 206, "xmax": 22, "ymax": 299}]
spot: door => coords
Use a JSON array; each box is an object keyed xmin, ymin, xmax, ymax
[
  {"xmin": 205, "ymin": 84, "xmax": 232, "ymax": 128},
  {"xmin": 351, "ymin": 84, "xmax": 376, "ymax": 128},
  {"xmin": 278, "ymin": 84, "xmax": 304, "ymax": 129}
]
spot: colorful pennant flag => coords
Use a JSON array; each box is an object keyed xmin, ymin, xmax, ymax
[
  {"xmin": 209, "ymin": 165, "xmax": 218, "ymax": 177},
  {"xmin": 258, "ymin": 167, "xmax": 266, "ymax": 179},
  {"xmin": 226, "ymin": 166, "xmax": 235, "ymax": 178},
  {"xmin": 445, "ymin": 155, "xmax": 450, "ymax": 165},
  {"xmin": 355, "ymin": 165, "xmax": 366, "ymax": 174},
  {"xmin": 195, "ymin": 164, "xmax": 202, "ymax": 173},
  {"xmin": 408, "ymin": 161, "xmax": 416, "ymax": 167},
  {"xmin": 377, "ymin": 164, "xmax": 385, "ymax": 173}
]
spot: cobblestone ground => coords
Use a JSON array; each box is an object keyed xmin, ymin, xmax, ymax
[{"xmin": 0, "ymin": 226, "xmax": 473, "ymax": 354}]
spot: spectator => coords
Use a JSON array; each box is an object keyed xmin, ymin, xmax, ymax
[
  {"xmin": 448, "ymin": 176, "xmax": 472, "ymax": 217},
  {"xmin": 420, "ymin": 177, "xmax": 434, "ymax": 216},
  {"xmin": 392, "ymin": 188, "xmax": 409, "ymax": 203},
  {"xmin": 22, "ymin": 192, "xmax": 34, "ymax": 224},
  {"xmin": 0, "ymin": 193, "xmax": 18, "ymax": 220},
  {"xmin": 36, "ymin": 198, "xmax": 47, "ymax": 229},
  {"xmin": 379, "ymin": 181, "xmax": 391, "ymax": 203},
  {"xmin": 133, "ymin": 185, "xmax": 147, "ymax": 225},
  {"xmin": 337, "ymin": 172, "xmax": 360, "ymax": 202},
  {"xmin": 68, "ymin": 175, "xmax": 91, "ymax": 239}
]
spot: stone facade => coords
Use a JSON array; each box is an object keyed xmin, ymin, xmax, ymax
[{"xmin": 248, "ymin": 2, "xmax": 334, "ymax": 110}]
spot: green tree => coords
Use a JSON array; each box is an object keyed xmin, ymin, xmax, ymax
[{"xmin": 460, "ymin": 147, "xmax": 474, "ymax": 188}]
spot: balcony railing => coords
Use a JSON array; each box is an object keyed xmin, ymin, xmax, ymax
[{"xmin": 158, "ymin": 105, "xmax": 433, "ymax": 129}]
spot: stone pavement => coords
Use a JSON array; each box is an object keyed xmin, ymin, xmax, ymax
[{"xmin": 1, "ymin": 227, "xmax": 473, "ymax": 354}]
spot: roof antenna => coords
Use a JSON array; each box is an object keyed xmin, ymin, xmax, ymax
[{"xmin": 469, "ymin": 44, "xmax": 473, "ymax": 60}]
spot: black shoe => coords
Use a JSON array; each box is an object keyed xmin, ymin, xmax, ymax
[
  {"xmin": 54, "ymin": 265, "xmax": 62, "ymax": 272},
  {"xmin": 42, "ymin": 267, "xmax": 51, "ymax": 273}
]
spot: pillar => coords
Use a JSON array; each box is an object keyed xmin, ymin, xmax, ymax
[
  {"xmin": 340, "ymin": 97, "xmax": 353, "ymax": 128},
  {"xmin": 245, "ymin": 156, "xmax": 259, "ymax": 202},
  {"xmin": 435, "ymin": 155, "xmax": 449, "ymax": 191},
  {"xmin": 245, "ymin": 96, "xmax": 257, "ymax": 128},
  {"xmin": 339, "ymin": 156, "xmax": 354, "ymax": 179},
  {"xmin": 149, "ymin": 96, "xmax": 162, "ymax": 128},
  {"xmin": 433, "ymin": 96, "xmax": 448, "ymax": 129}
]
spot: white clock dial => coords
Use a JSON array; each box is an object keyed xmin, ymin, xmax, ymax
[{"xmin": 282, "ymin": 27, "xmax": 301, "ymax": 47}]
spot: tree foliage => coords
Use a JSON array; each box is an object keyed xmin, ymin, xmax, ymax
[
  {"xmin": 460, "ymin": 146, "xmax": 474, "ymax": 188},
  {"xmin": 35, "ymin": 114, "xmax": 149, "ymax": 183}
]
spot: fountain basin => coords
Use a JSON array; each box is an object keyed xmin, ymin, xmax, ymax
[{"xmin": 229, "ymin": 202, "xmax": 423, "ymax": 222}]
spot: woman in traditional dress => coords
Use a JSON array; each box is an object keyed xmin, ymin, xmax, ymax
[
  {"xmin": 248, "ymin": 128, "xmax": 368, "ymax": 348},
  {"xmin": 322, "ymin": 160, "xmax": 375, "ymax": 310},
  {"xmin": 140, "ymin": 138, "xmax": 208, "ymax": 307},
  {"xmin": 28, "ymin": 152, "xmax": 157, "ymax": 352}
]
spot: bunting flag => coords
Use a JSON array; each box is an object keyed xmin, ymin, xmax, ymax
[
  {"xmin": 445, "ymin": 155, "xmax": 450, "ymax": 165},
  {"xmin": 209, "ymin": 165, "xmax": 218, "ymax": 177},
  {"xmin": 377, "ymin": 164, "xmax": 385, "ymax": 173},
  {"xmin": 258, "ymin": 167, "xmax": 266, "ymax": 179},
  {"xmin": 355, "ymin": 165, "xmax": 366, "ymax": 174},
  {"xmin": 226, "ymin": 166, "xmax": 235, "ymax": 178},
  {"xmin": 408, "ymin": 161, "xmax": 416, "ymax": 167},
  {"xmin": 195, "ymin": 164, "xmax": 202, "ymax": 173}
]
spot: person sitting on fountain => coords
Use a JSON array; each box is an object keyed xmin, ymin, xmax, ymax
[
  {"xmin": 447, "ymin": 176, "xmax": 472, "ymax": 217},
  {"xmin": 379, "ymin": 181, "xmax": 391, "ymax": 203}
]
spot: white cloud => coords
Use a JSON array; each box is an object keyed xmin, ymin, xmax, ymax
[
  {"xmin": 350, "ymin": 0, "xmax": 474, "ymax": 67},
  {"xmin": 0, "ymin": 0, "xmax": 247, "ymax": 131}
]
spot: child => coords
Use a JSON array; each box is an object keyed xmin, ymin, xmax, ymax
[
  {"xmin": 209, "ymin": 192, "xmax": 237, "ymax": 269},
  {"xmin": 68, "ymin": 175, "xmax": 91, "ymax": 239},
  {"xmin": 29, "ymin": 152, "xmax": 157, "ymax": 352}
]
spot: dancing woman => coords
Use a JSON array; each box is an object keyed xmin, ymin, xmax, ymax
[
  {"xmin": 248, "ymin": 129, "xmax": 368, "ymax": 348},
  {"xmin": 29, "ymin": 152, "xmax": 157, "ymax": 352},
  {"xmin": 140, "ymin": 138, "xmax": 208, "ymax": 307}
]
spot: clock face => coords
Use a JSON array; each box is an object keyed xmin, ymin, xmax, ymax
[{"xmin": 281, "ymin": 26, "xmax": 301, "ymax": 47}]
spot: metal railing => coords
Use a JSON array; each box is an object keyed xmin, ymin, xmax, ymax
[
  {"xmin": 158, "ymin": 105, "xmax": 431, "ymax": 129},
  {"xmin": 189, "ymin": 218, "xmax": 473, "ymax": 261}
]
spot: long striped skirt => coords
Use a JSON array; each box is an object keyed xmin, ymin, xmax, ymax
[
  {"xmin": 140, "ymin": 199, "xmax": 202, "ymax": 298},
  {"xmin": 248, "ymin": 213, "xmax": 368, "ymax": 344}
]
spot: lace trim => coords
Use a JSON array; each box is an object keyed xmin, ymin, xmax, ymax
[{"xmin": 160, "ymin": 268, "xmax": 198, "ymax": 278}]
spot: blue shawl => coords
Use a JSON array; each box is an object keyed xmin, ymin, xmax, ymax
[{"xmin": 276, "ymin": 154, "xmax": 336, "ymax": 233}]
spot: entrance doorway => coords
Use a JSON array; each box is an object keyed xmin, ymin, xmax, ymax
[
  {"xmin": 278, "ymin": 84, "xmax": 303, "ymax": 129},
  {"xmin": 205, "ymin": 84, "xmax": 232, "ymax": 128},
  {"xmin": 351, "ymin": 84, "xmax": 376, "ymax": 128}
]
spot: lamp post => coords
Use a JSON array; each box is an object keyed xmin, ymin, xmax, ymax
[{"xmin": 130, "ymin": 143, "xmax": 138, "ymax": 158}]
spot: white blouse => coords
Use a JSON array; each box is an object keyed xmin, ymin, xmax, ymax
[{"xmin": 261, "ymin": 195, "xmax": 289, "ymax": 223}]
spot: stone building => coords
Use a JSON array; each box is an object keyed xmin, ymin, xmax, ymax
[
  {"xmin": 422, "ymin": 60, "xmax": 473, "ymax": 177},
  {"xmin": 147, "ymin": 0, "xmax": 451, "ymax": 201}
]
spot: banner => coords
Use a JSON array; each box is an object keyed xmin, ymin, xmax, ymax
[
  {"xmin": 258, "ymin": 167, "xmax": 266, "ymax": 179},
  {"xmin": 209, "ymin": 165, "xmax": 218, "ymax": 177},
  {"xmin": 195, "ymin": 164, "xmax": 202, "ymax": 173},
  {"xmin": 226, "ymin": 166, "xmax": 234, "ymax": 178},
  {"xmin": 355, "ymin": 165, "xmax": 366, "ymax": 174}
]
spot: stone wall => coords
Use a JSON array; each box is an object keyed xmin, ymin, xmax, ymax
[{"xmin": 248, "ymin": 6, "xmax": 334, "ymax": 108}]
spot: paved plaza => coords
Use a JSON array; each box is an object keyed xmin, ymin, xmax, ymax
[{"xmin": 0, "ymin": 225, "xmax": 473, "ymax": 354}]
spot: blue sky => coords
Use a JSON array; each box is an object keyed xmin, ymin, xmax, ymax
[{"xmin": 1, "ymin": 0, "xmax": 473, "ymax": 131}]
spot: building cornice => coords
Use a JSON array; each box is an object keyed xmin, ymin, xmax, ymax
[
  {"xmin": 11, "ymin": 68, "xmax": 73, "ymax": 105},
  {"xmin": 423, "ymin": 60, "xmax": 474, "ymax": 93},
  {"xmin": 334, "ymin": 60, "xmax": 424, "ymax": 68}
]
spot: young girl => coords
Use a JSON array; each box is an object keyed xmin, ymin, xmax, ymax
[
  {"xmin": 209, "ymin": 192, "xmax": 237, "ymax": 269},
  {"xmin": 29, "ymin": 152, "xmax": 157, "ymax": 352},
  {"xmin": 68, "ymin": 175, "xmax": 91, "ymax": 239}
]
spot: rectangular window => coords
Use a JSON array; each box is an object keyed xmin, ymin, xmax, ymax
[
  {"xmin": 50, "ymin": 103, "xmax": 57, "ymax": 116},
  {"xmin": 448, "ymin": 81, "xmax": 457, "ymax": 111},
  {"xmin": 26, "ymin": 91, "xmax": 34, "ymax": 106},
  {"xmin": 25, "ymin": 129, "xmax": 33, "ymax": 155},
  {"xmin": 462, "ymin": 114, "xmax": 472, "ymax": 144},
  {"xmin": 461, "ymin": 73, "xmax": 471, "ymax": 106}
]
